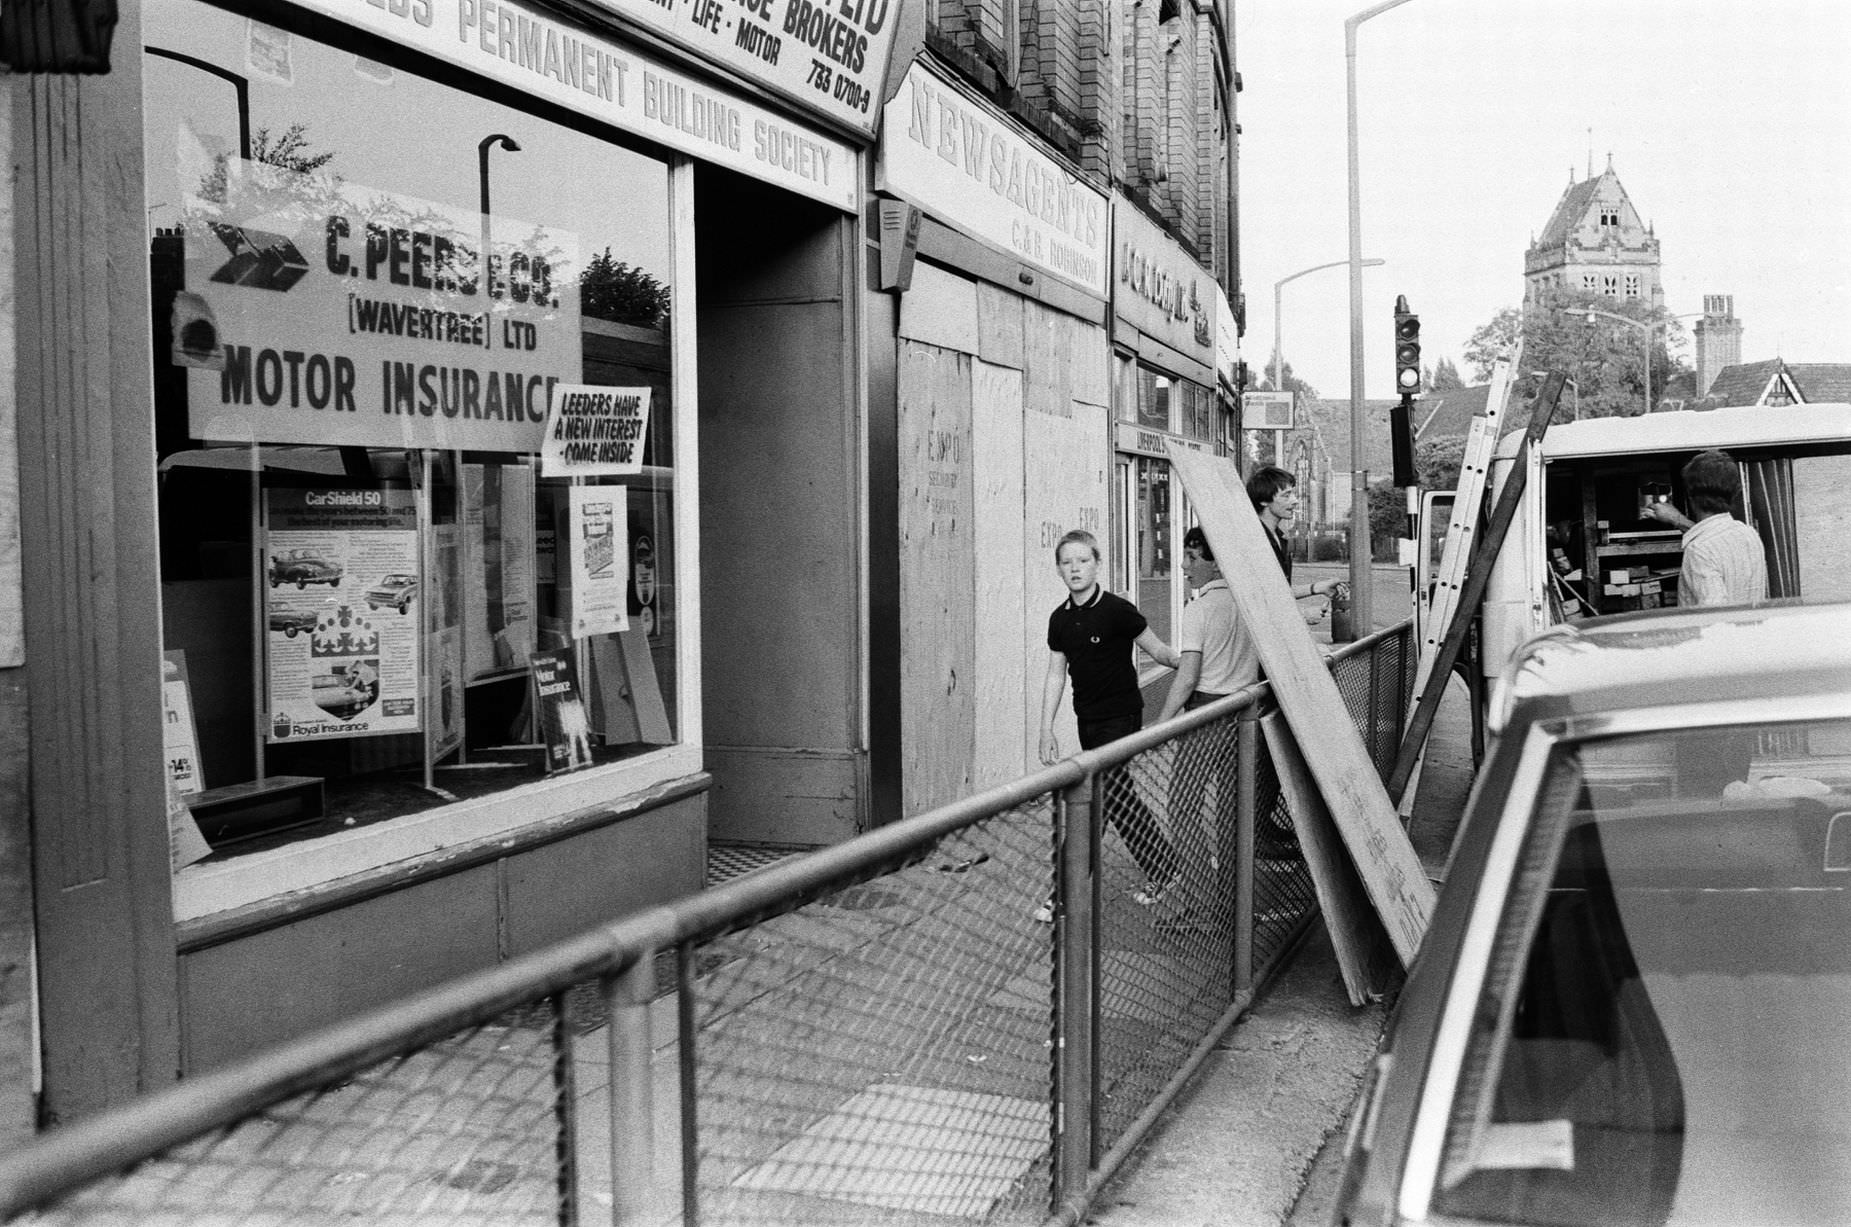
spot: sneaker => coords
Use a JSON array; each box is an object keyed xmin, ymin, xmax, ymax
[
  {"xmin": 1032, "ymin": 899, "xmax": 1055, "ymax": 924},
  {"xmin": 1131, "ymin": 874, "xmax": 1180, "ymax": 907}
]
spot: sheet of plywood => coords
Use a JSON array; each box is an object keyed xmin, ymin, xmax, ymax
[
  {"xmin": 899, "ymin": 342, "xmax": 976, "ymax": 812},
  {"xmin": 972, "ymin": 360, "xmax": 1028, "ymax": 790},
  {"xmin": 1262, "ymin": 712, "xmax": 1398, "ymax": 1003},
  {"xmin": 1022, "ymin": 394, "xmax": 1110, "ymax": 769},
  {"xmin": 1167, "ymin": 443, "xmax": 1432, "ymax": 964}
]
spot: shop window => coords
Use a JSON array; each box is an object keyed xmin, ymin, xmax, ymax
[
  {"xmin": 145, "ymin": 0, "xmax": 682, "ymax": 888},
  {"xmin": 1130, "ymin": 455, "xmax": 1173, "ymax": 644},
  {"xmin": 1116, "ymin": 353, "xmax": 1138, "ymax": 422},
  {"xmin": 1138, "ymin": 367, "xmax": 1172, "ymax": 432}
]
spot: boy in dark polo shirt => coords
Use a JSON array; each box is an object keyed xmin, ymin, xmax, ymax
[{"xmin": 1038, "ymin": 530, "xmax": 1181, "ymax": 906}]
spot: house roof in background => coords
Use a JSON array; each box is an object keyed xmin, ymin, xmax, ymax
[
  {"xmin": 1789, "ymin": 363, "xmax": 1851, "ymax": 403},
  {"xmin": 1702, "ymin": 358, "xmax": 1785, "ymax": 406},
  {"xmin": 1413, "ymin": 384, "xmax": 1491, "ymax": 440}
]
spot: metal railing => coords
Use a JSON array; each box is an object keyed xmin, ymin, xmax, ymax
[{"xmin": 0, "ymin": 621, "xmax": 1414, "ymax": 1227}]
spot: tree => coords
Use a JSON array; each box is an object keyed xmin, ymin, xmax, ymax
[
  {"xmin": 1429, "ymin": 356, "xmax": 1466, "ymax": 391},
  {"xmin": 1262, "ymin": 355, "xmax": 1319, "ymax": 401},
  {"xmin": 1463, "ymin": 291, "xmax": 1693, "ymax": 421},
  {"xmin": 1365, "ymin": 435, "xmax": 1468, "ymax": 559},
  {"xmin": 197, "ymin": 123, "xmax": 337, "ymax": 203},
  {"xmin": 579, "ymin": 248, "xmax": 671, "ymax": 328},
  {"xmin": 1463, "ymin": 308, "xmax": 1522, "ymax": 383}
]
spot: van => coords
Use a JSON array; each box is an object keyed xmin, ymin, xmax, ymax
[{"xmin": 1422, "ymin": 401, "xmax": 1851, "ymax": 692}]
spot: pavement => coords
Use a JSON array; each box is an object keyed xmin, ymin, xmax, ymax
[{"xmin": 1083, "ymin": 591, "xmax": 1479, "ymax": 1227}]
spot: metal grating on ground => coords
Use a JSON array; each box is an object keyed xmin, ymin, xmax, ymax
[{"xmin": 709, "ymin": 843, "xmax": 802, "ymax": 887}]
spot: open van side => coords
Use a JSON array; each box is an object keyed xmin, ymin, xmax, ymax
[{"xmin": 1464, "ymin": 402, "xmax": 1851, "ymax": 688}]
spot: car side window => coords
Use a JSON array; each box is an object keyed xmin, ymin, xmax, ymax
[{"xmin": 1435, "ymin": 718, "xmax": 1851, "ymax": 1226}]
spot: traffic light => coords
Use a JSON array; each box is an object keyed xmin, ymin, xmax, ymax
[{"xmin": 1393, "ymin": 294, "xmax": 1421, "ymax": 397}]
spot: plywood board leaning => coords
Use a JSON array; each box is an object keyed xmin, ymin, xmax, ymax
[
  {"xmin": 1166, "ymin": 443, "xmax": 1432, "ymax": 965},
  {"xmin": 1262, "ymin": 712, "xmax": 1398, "ymax": 1004}
]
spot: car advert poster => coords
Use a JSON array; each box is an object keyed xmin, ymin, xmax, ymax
[
  {"xmin": 540, "ymin": 385, "xmax": 651, "ymax": 477},
  {"xmin": 181, "ymin": 163, "xmax": 580, "ymax": 454},
  {"xmin": 264, "ymin": 487, "xmax": 422, "ymax": 742},
  {"xmin": 530, "ymin": 649, "xmax": 594, "ymax": 776},
  {"xmin": 565, "ymin": 485, "xmax": 629, "ymax": 638}
]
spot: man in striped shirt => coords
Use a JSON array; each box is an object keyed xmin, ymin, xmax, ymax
[{"xmin": 1642, "ymin": 449, "xmax": 1769, "ymax": 607}]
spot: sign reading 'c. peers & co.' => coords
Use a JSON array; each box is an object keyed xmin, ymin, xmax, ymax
[{"xmin": 877, "ymin": 63, "xmax": 1109, "ymax": 297}]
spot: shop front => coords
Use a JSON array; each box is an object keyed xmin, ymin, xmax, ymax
[
  {"xmin": 14, "ymin": 0, "xmax": 883, "ymax": 1118},
  {"xmin": 872, "ymin": 59, "xmax": 1114, "ymax": 813},
  {"xmin": 1108, "ymin": 195, "xmax": 1229, "ymax": 654}
]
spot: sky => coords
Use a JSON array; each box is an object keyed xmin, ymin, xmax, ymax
[{"xmin": 1235, "ymin": 0, "xmax": 1851, "ymax": 401}]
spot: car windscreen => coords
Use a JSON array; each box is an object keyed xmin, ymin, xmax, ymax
[{"xmin": 1433, "ymin": 716, "xmax": 1851, "ymax": 1227}]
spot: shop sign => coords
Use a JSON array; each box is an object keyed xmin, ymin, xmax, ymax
[
  {"xmin": 183, "ymin": 165, "xmax": 579, "ymax": 453},
  {"xmin": 1111, "ymin": 195, "xmax": 1216, "ymax": 366},
  {"xmin": 877, "ymin": 62, "xmax": 1109, "ymax": 297},
  {"xmin": 541, "ymin": 385, "xmax": 652, "ymax": 476},
  {"xmin": 1214, "ymin": 283, "xmax": 1238, "ymax": 391},
  {"xmin": 263, "ymin": 487, "xmax": 423, "ymax": 742},
  {"xmin": 581, "ymin": 0, "xmax": 898, "ymax": 138},
  {"xmin": 284, "ymin": 0, "xmax": 858, "ymax": 210},
  {"xmin": 1115, "ymin": 421, "xmax": 1208, "ymax": 460}
]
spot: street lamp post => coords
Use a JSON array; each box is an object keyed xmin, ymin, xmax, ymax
[
  {"xmin": 478, "ymin": 133, "xmax": 522, "ymax": 297},
  {"xmin": 1345, "ymin": 0, "xmax": 1415, "ymax": 635}
]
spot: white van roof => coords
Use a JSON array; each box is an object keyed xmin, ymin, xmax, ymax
[{"xmin": 1493, "ymin": 401, "xmax": 1851, "ymax": 461}]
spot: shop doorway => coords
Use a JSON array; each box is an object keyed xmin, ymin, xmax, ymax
[{"xmin": 694, "ymin": 167, "xmax": 863, "ymax": 847}]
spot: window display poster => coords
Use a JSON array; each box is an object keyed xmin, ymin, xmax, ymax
[
  {"xmin": 166, "ymin": 769, "xmax": 214, "ymax": 872},
  {"xmin": 540, "ymin": 385, "xmax": 651, "ymax": 477},
  {"xmin": 566, "ymin": 485, "xmax": 628, "ymax": 638},
  {"xmin": 428, "ymin": 625, "xmax": 463, "ymax": 760},
  {"xmin": 264, "ymin": 487, "xmax": 421, "ymax": 741},
  {"xmin": 184, "ymin": 164, "xmax": 580, "ymax": 454},
  {"xmin": 531, "ymin": 649, "xmax": 593, "ymax": 775},
  {"xmin": 162, "ymin": 649, "xmax": 205, "ymax": 796},
  {"xmin": 462, "ymin": 464, "xmax": 537, "ymax": 679}
]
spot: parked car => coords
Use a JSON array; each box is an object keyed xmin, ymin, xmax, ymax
[
  {"xmin": 268, "ymin": 549, "xmax": 343, "ymax": 589},
  {"xmin": 1334, "ymin": 600, "xmax": 1851, "ymax": 1227},
  {"xmin": 364, "ymin": 573, "xmax": 418, "ymax": 613},
  {"xmin": 267, "ymin": 608, "xmax": 320, "ymax": 638}
]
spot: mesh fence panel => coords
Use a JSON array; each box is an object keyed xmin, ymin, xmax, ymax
[
  {"xmin": 21, "ymin": 1001, "xmax": 577, "ymax": 1227},
  {"xmin": 3, "ymin": 626, "xmax": 1421, "ymax": 1227},
  {"xmin": 684, "ymin": 801, "xmax": 1059, "ymax": 1226},
  {"xmin": 1093, "ymin": 716, "xmax": 1241, "ymax": 1150}
]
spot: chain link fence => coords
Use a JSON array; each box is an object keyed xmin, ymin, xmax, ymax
[{"xmin": 0, "ymin": 622, "xmax": 1414, "ymax": 1227}]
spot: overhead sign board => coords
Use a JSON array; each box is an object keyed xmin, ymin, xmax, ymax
[
  {"xmin": 1112, "ymin": 193, "xmax": 1216, "ymax": 368},
  {"xmin": 582, "ymin": 0, "xmax": 899, "ymax": 137},
  {"xmin": 877, "ymin": 62, "xmax": 1109, "ymax": 297},
  {"xmin": 290, "ymin": 0, "xmax": 859, "ymax": 211},
  {"xmin": 1244, "ymin": 390, "xmax": 1295, "ymax": 430}
]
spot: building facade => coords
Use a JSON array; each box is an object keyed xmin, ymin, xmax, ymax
[
  {"xmin": 873, "ymin": 0, "xmax": 1241, "ymax": 810},
  {"xmin": 1, "ymin": 0, "xmax": 905, "ymax": 1125},
  {"xmin": 1522, "ymin": 159, "xmax": 1663, "ymax": 310},
  {"xmin": 0, "ymin": 0, "xmax": 1241, "ymax": 1124}
]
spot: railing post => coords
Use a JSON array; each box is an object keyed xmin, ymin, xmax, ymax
[
  {"xmin": 1053, "ymin": 776, "xmax": 1097, "ymax": 1216},
  {"xmin": 606, "ymin": 954, "xmax": 657, "ymax": 1226},
  {"xmin": 1234, "ymin": 712, "xmax": 1259, "ymax": 995}
]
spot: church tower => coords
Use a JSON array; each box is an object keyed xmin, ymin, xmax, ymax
[
  {"xmin": 1523, "ymin": 157, "xmax": 1663, "ymax": 310},
  {"xmin": 1692, "ymin": 294, "xmax": 1744, "ymax": 398}
]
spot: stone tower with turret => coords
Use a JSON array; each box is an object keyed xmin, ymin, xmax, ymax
[
  {"xmin": 1693, "ymin": 294, "xmax": 1744, "ymax": 398},
  {"xmin": 1523, "ymin": 158, "xmax": 1663, "ymax": 310}
]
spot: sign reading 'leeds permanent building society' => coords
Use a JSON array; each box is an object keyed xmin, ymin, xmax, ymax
[{"xmin": 878, "ymin": 63, "xmax": 1109, "ymax": 296}]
